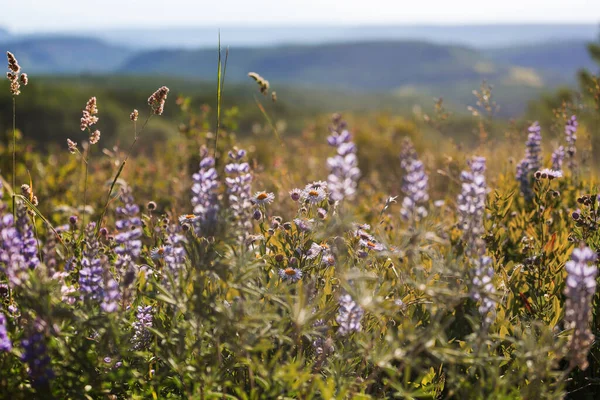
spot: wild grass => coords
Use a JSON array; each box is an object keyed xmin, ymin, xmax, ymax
[{"xmin": 0, "ymin": 49, "xmax": 600, "ymax": 400}]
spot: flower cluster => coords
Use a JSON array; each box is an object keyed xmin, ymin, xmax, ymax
[
  {"xmin": 399, "ymin": 138, "xmax": 429, "ymax": 221},
  {"xmin": 457, "ymin": 157, "xmax": 496, "ymax": 323},
  {"xmin": 21, "ymin": 321, "xmax": 54, "ymax": 385},
  {"xmin": 78, "ymin": 223, "xmax": 108, "ymax": 305},
  {"xmin": 336, "ymin": 293, "xmax": 363, "ymax": 336},
  {"xmin": 0, "ymin": 185, "xmax": 40, "ymax": 287},
  {"xmin": 191, "ymin": 148, "xmax": 220, "ymax": 235},
  {"xmin": 0, "ymin": 313, "xmax": 11, "ymax": 352},
  {"xmin": 516, "ymin": 122, "xmax": 542, "ymax": 198},
  {"xmin": 114, "ymin": 186, "xmax": 142, "ymax": 281},
  {"xmin": 248, "ymin": 72, "xmax": 270, "ymax": 95},
  {"xmin": 131, "ymin": 306, "xmax": 153, "ymax": 350},
  {"xmin": 225, "ymin": 149, "xmax": 253, "ymax": 238},
  {"xmin": 326, "ymin": 114, "xmax": 360, "ymax": 202},
  {"xmin": 551, "ymin": 145, "xmax": 565, "ymax": 171},
  {"xmin": 565, "ymin": 115, "xmax": 578, "ymax": 169},
  {"xmin": 6, "ymin": 51, "xmax": 27, "ymax": 96},
  {"xmin": 564, "ymin": 245, "xmax": 597, "ymax": 370},
  {"xmin": 148, "ymin": 86, "xmax": 169, "ymax": 115}
]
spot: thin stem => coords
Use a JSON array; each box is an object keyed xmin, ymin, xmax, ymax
[
  {"xmin": 12, "ymin": 96, "xmax": 16, "ymax": 217},
  {"xmin": 96, "ymin": 113, "xmax": 152, "ymax": 235},
  {"xmin": 82, "ymin": 142, "xmax": 91, "ymax": 229}
]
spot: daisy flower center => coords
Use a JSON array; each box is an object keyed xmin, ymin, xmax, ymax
[
  {"xmin": 308, "ymin": 190, "xmax": 319, "ymax": 197},
  {"xmin": 185, "ymin": 214, "xmax": 195, "ymax": 219},
  {"xmin": 284, "ymin": 268, "xmax": 297, "ymax": 276},
  {"xmin": 257, "ymin": 192, "xmax": 268, "ymax": 200}
]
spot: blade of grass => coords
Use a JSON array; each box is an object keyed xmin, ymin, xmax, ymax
[{"xmin": 254, "ymin": 95, "xmax": 283, "ymax": 146}]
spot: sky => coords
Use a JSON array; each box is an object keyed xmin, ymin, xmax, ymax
[{"xmin": 1, "ymin": 0, "xmax": 599, "ymax": 33}]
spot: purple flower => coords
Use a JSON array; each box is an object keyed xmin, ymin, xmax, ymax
[
  {"xmin": 225, "ymin": 149, "xmax": 253, "ymax": 239},
  {"xmin": 564, "ymin": 245, "xmax": 597, "ymax": 370},
  {"xmin": 565, "ymin": 115, "xmax": 578, "ymax": 169},
  {"xmin": 21, "ymin": 321, "xmax": 54, "ymax": 385},
  {"xmin": 457, "ymin": 157, "xmax": 496, "ymax": 324},
  {"xmin": 191, "ymin": 149, "xmax": 220, "ymax": 235},
  {"xmin": 0, "ymin": 188, "xmax": 40, "ymax": 286},
  {"xmin": 516, "ymin": 122, "xmax": 542, "ymax": 198},
  {"xmin": 0, "ymin": 313, "xmax": 11, "ymax": 352},
  {"xmin": 336, "ymin": 293, "xmax": 363, "ymax": 336},
  {"xmin": 131, "ymin": 305, "xmax": 153, "ymax": 350},
  {"xmin": 326, "ymin": 115, "xmax": 360, "ymax": 202},
  {"xmin": 399, "ymin": 138, "xmax": 429, "ymax": 221},
  {"xmin": 278, "ymin": 267, "xmax": 303, "ymax": 283},
  {"xmin": 114, "ymin": 186, "xmax": 142, "ymax": 280},
  {"xmin": 551, "ymin": 145, "xmax": 565, "ymax": 171},
  {"xmin": 79, "ymin": 223, "xmax": 106, "ymax": 304}
]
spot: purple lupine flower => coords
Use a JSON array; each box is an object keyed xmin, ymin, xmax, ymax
[
  {"xmin": 551, "ymin": 145, "xmax": 565, "ymax": 171},
  {"xmin": 336, "ymin": 293, "xmax": 363, "ymax": 336},
  {"xmin": 162, "ymin": 229, "xmax": 187, "ymax": 286},
  {"xmin": 101, "ymin": 273, "xmax": 120, "ymax": 313},
  {"xmin": 457, "ymin": 157, "xmax": 496, "ymax": 324},
  {"xmin": 225, "ymin": 148, "xmax": 253, "ymax": 239},
  {"xmin": 564, "ymin": 245, "xmax": 597, "ymax": 370},
  {"xmin": 78, "ymin": 223, "xmax": 105, "ymax": 304},
  {"xmin": 516, "ymin": 122, "xmax": 542, "ymax": 198},
  {"xmin": 326, "ymin": 115, "xmax": 360, "ymax": 202},
  {"xmin": 0, "ymin": 313, "xmax": 11, "ymax": 352},
  {"xmin": 191, "ymin": 147, "xmax": 220, "ymax": 236},
  {"xmin": 399, "ymin": 138, "xmax": 429, "ymax": 221},
  {"xmin": 114, "ymin": 186, "xmax": 142, "ymax": 280},
  {"xmin": 21, "ymin": 320, "xmax": 54, "ymax": 385},
  {"xmin": 565, "ymin": 115, "xmax": 578, "ymax": 169},
  {"xmin": 131, "ymin": 305, "xmax": 153, "ymax": 350},
  {"xmin": 457, "ymin": 157, "xmax": 487, "ymax": 255},
  {"xmin": 0, "ymin": 182, "xmax": 39, "ymax": 286}
]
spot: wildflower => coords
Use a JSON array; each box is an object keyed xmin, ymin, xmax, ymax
[
  {"xmin": 89, "ymin": 130, "xmax": 101, "ymax": 144},
  {"xmin": 359, "ymin": 239, "xmax": 385, "ymax": 252},
  {"xmin": 457, "ymin": 156, "xmax": 496, "ymax": 324},
  {"xmin": 248, "ymin": 72, "xmax": 270, "ymax": 95},
  {"xmin": 225, "ymin": 149, "xmax": 253, "ymax": 238},
  {"xmin": 251, "ymin": 191, "xmax": 275, "ymax": 206},
  {"xmin": 302, "ymin": 187, "xmax": 327, "ymax": 204},
  {"xmin": 162, "ymin": 230, "xmax": 187, "ymax": 285},
  {"xmin": 21, "ymin": 320, "xmax": 54, "ymax": 385},
  {"xmin": 131, "ymin": 306, "xmax": 153, "ymax": 350},
  {"xmin": 564, "ymin": 245, "xmax": 597, "ymax": 370},
  {"xmin": 289, "ymin": 188, "xmax": 302, "ymax": 201},
  {"xmin": 114, "ymin": 186, "xmax": 142, "ymax": 282},
  {"xmin": 317, "ymin": 207, "xmax": 327, "ymax": 219},
  {"xmin": 326, "ymin": 114, "xmax": 360, "ymax": 202},
  {"xmin": 80, "ymin": 97, "xmax": 99, "ymax": 131},
  {"xmin": 516, "ymin": 122, "xmax": 542, "ymax": 198},
  {"xmin": 130, "ymin": 109, "xmax": 139, "ymax": 121},
  {"xmin": 0, "ymin": 313, "xmax": 11, "ymax": 352},
  {"xmin": 150, "ymin": 246, "xmax": 168, "ymax": 260},
  {"xmin": 148, "ymin": 86, "xmax": 169, "ymax": 115},
  {"xmin": 79, "ymin": 223, "xmax": 106, "ymax": 304},
  {"xmin": 190, "ymin": 148, "xmax": 220, "ymax": 236},
  {"xmin": 336, "ymin": 293, "xmax": 363, "ymax": 336},
  {"xmin": 551, "ymin": 146, "xmax": 565, "ymax": 171},
  {"xmin": 399, "ymin": 138, "xmax": 429, "ymax": 221},
  {"xmin": 67, "ymin": 138, "xmax": 78, "ymax": 154},
  {"xmin": 293, "ymin": 218, "xmax": 314, "ymax": 232},
  {"xmin": 179, "ymin": 214, "xmax": 199, "ymax": 224},
  {"xmin": 534, "ymin": 168, "xmax": 563, "ymax": 180},
  {"xmin": 306, "ymin": 242, "xmax": 330, "ymax": 260},
  {"xmin": 278, "ymin": 267, "xmax": 303, "ymax": 283},
  {"xmin": 6, "ymin": 51, "xmax": 25, "ymax": 96}
]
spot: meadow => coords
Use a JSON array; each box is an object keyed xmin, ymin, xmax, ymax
[{"xmin": 1, "ymin": 46, "xmax": 600, "ymax": 400}]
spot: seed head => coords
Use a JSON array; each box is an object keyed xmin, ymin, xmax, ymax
[{"xmin": 148, "ymin": 86, "xmax": 169, "ymax": 115}]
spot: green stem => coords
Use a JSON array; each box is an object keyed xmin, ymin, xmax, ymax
[{"xmin": 12, "ymin": 96, "xmax": 16, "ymax": 217}]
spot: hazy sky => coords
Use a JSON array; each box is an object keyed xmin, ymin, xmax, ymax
[{"xmin": 2, "ymin": 0, "xmax": 599, "ymax": 32}]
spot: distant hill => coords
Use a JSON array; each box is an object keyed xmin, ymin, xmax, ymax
[
  {"xmin": 63, "ymin": 24, "xmax": 600, "ymax": 49},
  {"xmin": 119, "ymin": 41, "xmax": 513, "ymax": 90},
  {"xmin": 485, "ymin": 40, "xmax": 598, "ymax": 81},
  {"xmin": 1, "ymin": 36, "xmax": 134, "ymax": 73}
]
